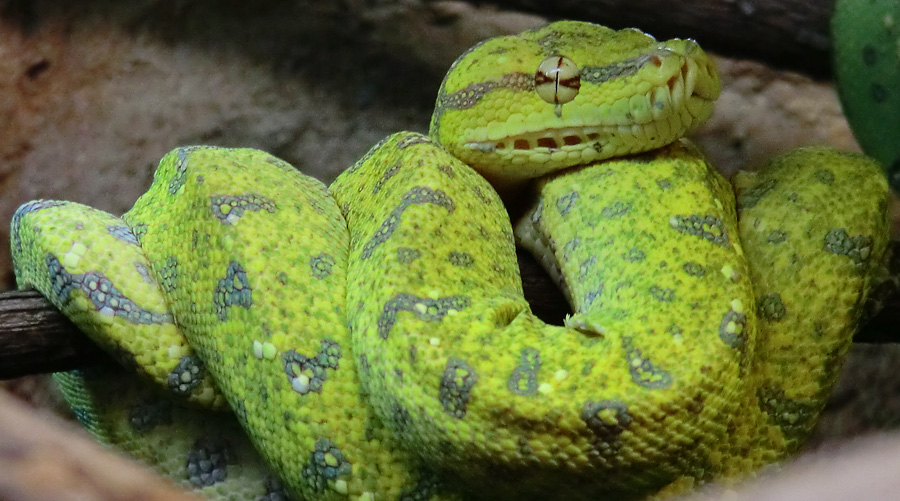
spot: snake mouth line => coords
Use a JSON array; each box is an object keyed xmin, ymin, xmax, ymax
[
  {"xmin": 467, "ymin": 126, "xmax": 609, "ymax": 152},
  {"xmin": 464, "ymin": 55, "xmax": 716, "ymax": 154}
]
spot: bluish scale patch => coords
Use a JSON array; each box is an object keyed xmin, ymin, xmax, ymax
[
  {"xmin": 11, "ymin": 200, "xmax": 64, "ymax": 252},
  {"xmin": 397, "ymin": 133, "xmax": 434, "ymax": 149},
  {"xmin": 210, "ymin": 194, "xmax": 277, "ymax": 224},
  {"xmin": 447, "ymin": 251, "xmax": 474, "ymax": 267},
  {"xmin": 259, "ymin": 476, "xmax": 292, "ymax": 501},
  {"xmin": 439, "ymin": 357, "xmax": 478, "ymax": 418},
  {"xmin": 283, "ymin": 339, "xmax": 341, "ymax": 395},
  {"xmin": 583, "ymin": 284, "xmax": 604, "ymax": 306},
  {"xmin": 397, "ymin": 247, "xmax": 421, "ymax": 264},
  {"xmin": 214, "ymin": 261, "xmax": 252, "ymax": 321},
  {"xmin": 578, "ymin": 256, "xmax": 597, "ymax": 281},
  {"xmin": 107, "ymin": 225, "xmax": 139, "ymax": 245},
  {"xmin": 581, "ymin": 400, "xmax": 632, "ymax": 443},
  {"xmin": 302, "ymin": 438, "xmax": 352, "ymax": 494},
  {"xmin": 372, "ymin": 160, "xmax": 402, "ymax": 194},
  {"xmin": 134, "ymin": 262, "xmax": 156, "ymax": 284},
  {"xmin": 563, "ymin": 237, "xmax": 580, "ymax": 260},
  {"xmin": 129, "ymin": 397, "xmax": 174, "ymax": 432},
  {"xmin": 669, "ymin": 214, "xmax": 729, "ymax": 246},
  {"xmin": 167, "ymin": 355, "xmax": 207, "ymax": 396},
  {"xmin": 131, "ymin": 223, "xmax": 148, "ymax": 241},
  {"xmin": 310, "ymin": 253, "xmax": 335, "ymax": 279},
  {"xmin": 45, "ymin": 254, "xmax": 172, "ymax": 324},
  {"xmin": 622, "ymin": 337, "xmax": 672, "ymax": 389},
  {"xmin": 377, "ymin": 293, "xmax": 470, "ymax": 339},
  {"xmin": 159, "ymin": 256, "xmax": 178, "ymax": 292},
  {"xmin": 555, "ymin": 191, "xmax": 579, "ymax": 216},
  {"xmin": 186, "ymin": 437, "xmax": 231, "ymax": 487},
  {"xmin": 398, "ymin": 471, "xmax": 442, "ymax": 501},
  {"xmin": 168, "ymin": 146, "xmax": 204, "ymax": 195},
  {"xmin": 601, "ymin": 201, "xmax": 631, "ymax": 218},
  {"xmin": 648, "ymin": 285, "xmax": 675, "ymax": 303},
  {"xmin": 759, "ymin": 293, "xmax": 786, "ymax": 321},
  {"xmin": 507, "ymin": 347, "xmax": 541, "ymax": 396},
  {"xmin": 361, "ymin": 187, "xmax": 455, "ymax": 259},
  {"xmin": 736, "ymin": 178, "xmax": 776, "ymax": 210},
  {"xmin": 719, "ymin": 309, "xmax": 748, "ymax": 350},
  {"xmin": 823, "ymin": 228, "xmax": 874, "ymax": 270}
]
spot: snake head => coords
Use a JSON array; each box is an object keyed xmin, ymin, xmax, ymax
[{"xmin": 429, "ymin": 20, "xmax": 721, "ymax": 186}]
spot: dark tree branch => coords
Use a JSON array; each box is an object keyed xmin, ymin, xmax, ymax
[
  {"xmin": 0, "ymin": 243, "xmax": 897, "ymax": 380},
  {"xmin": 0, "ymin": 290, "xmax": 104, "ymax": 379},
  {"xmin": 476, "ymin": 0, "xmax": 835, "ymax": 78}
]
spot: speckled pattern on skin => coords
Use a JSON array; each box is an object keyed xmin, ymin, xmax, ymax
[
  {"xmin": 832, "ymin": 0, "xmax": 900, "ymax": 189},
  {"xmin": 9, "ymin": 20, "xmax": 892, "ymax": 501}
]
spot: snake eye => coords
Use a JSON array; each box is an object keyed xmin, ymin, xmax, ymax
[{"xmin": 535, "ymin": 55, "xmax": 581, "ymax": 105}]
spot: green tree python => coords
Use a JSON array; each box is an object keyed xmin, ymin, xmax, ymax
[{"xmin": 9, "ymin": 20, "xmax": 892, "ymax": 501}]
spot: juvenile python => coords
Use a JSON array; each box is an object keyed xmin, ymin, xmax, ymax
[{"xmin": 10, "ymin": 21, "xmax": 891, "ymax": 500}]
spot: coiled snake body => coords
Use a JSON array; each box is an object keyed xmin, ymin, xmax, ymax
[{"xmin": 10, "ymin": 21, "xmax": 891, "ymax": 500}]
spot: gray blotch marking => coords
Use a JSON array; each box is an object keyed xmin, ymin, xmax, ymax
[
  {"xmin": 448, "ymin": 251, "xmax": 474, "ymax": 267},
  {"xmin": 377, "ymin": 293, "xmax": 471, "ymax": 340},
  {"xmin": 167, "ymin": 355, "xmax": 206, "ymax": 396},
  {"xmin": 283, "ymin": 339, "xmax": 342, "ymax": 395},
  {"xmin": 507, "ymin": 347, "xmax": 541, "ymax": 396},
  {"xmin": 669, "ymin": 214, "xmax": 729, "ymax": 247},
  {"xmin": 129, "ymin": 397, "xmax": 173, "ymax": 432},
  {"xmin": 45, "ymin": 254, "xmax": 173, "ymax": 324},
  {"xmin": 186, "ymin": 437, "xmax": 232, "ymax": 487},
  {"xmin": 556, "ymin": 191, "xmax": 579, "ymax": 216},
  {"xmin": 823, "ymin": 228, "xmax": 873, "ymax": 270},
  {"xmin": 581, "ymin": 400, "xmax": 632, "ymax": 442},
  {"xmin": 439, "ymin": 357, "xmax": 478, "ymax": 418},
  {"xmin": 210, "ymin": 194, "xmax": 277, "ymax": 224},
  {"xmin": 397, "ymin": 247, "xmax": 421, "ymax": 264},
  {"xmin": 759, "ymin": 293, "xmax": 786, "ymax": 321},
  {"xmin": 213, "ymin": 261, "xmax": 252, "ymax": 321},
  {"xmin": 737, "ymin": 178, "xmax": 776, "ymax": 210},
  {"xmin": 301, "ymin": 438, "xmax": 352, "ymax": 494},
  {"xmin": 159, "ymin": 256, "xmax": 178, "ymax": 292},
  {"xmin": 310, "ymin": 253, "xmax": 335, "ymax": 279},
  {"xmin": 622, "ymin": 337, "xmax": 672, "ymax": 389},
  {"xmin": 107, "ymin": 225, "xmax": 139, "ymax": 245},
  {"xmin": 719, "ymin": 309, "xmax": 747, "ymax": 350},
  {"xmin": 362, "ymin": 187, "xmax": 455, "ymax": 260},
  {"xmin": 11, "ymin": 200, "xmax": 65, "ymax": 252}
]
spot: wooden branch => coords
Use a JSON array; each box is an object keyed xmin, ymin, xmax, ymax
[
  {"xmin": 0, "ymin": 244, "xmax": 897, "ymax": 379},
  {"xmin": 0, "ymin": 290, "xmax": 105, "ymax": 379},
  {"xmin": 478, "ymin": 0, "xmax": 835, "ymax": 77}
]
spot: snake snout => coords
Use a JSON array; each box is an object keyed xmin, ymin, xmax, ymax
[{"xmin": 660, "ymin": 40, "xmax": 721, "ymax": 122}]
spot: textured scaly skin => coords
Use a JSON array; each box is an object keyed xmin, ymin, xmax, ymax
[
  {"xmin": 832, "ymin": 0, "xmax": 900, "ymax": 189},
  {"xmin": 9, "ymin": 21, "xmax": 891, "ymax": 500}
]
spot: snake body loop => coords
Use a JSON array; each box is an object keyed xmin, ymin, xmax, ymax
[{"xmin": 10, "ymin": 20, "xmax": 891, "ymax": 501}]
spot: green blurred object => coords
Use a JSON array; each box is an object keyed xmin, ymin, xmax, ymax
[{"xmin": 832, "ymin": 0, "xmax": 900, "ymax": 191}]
